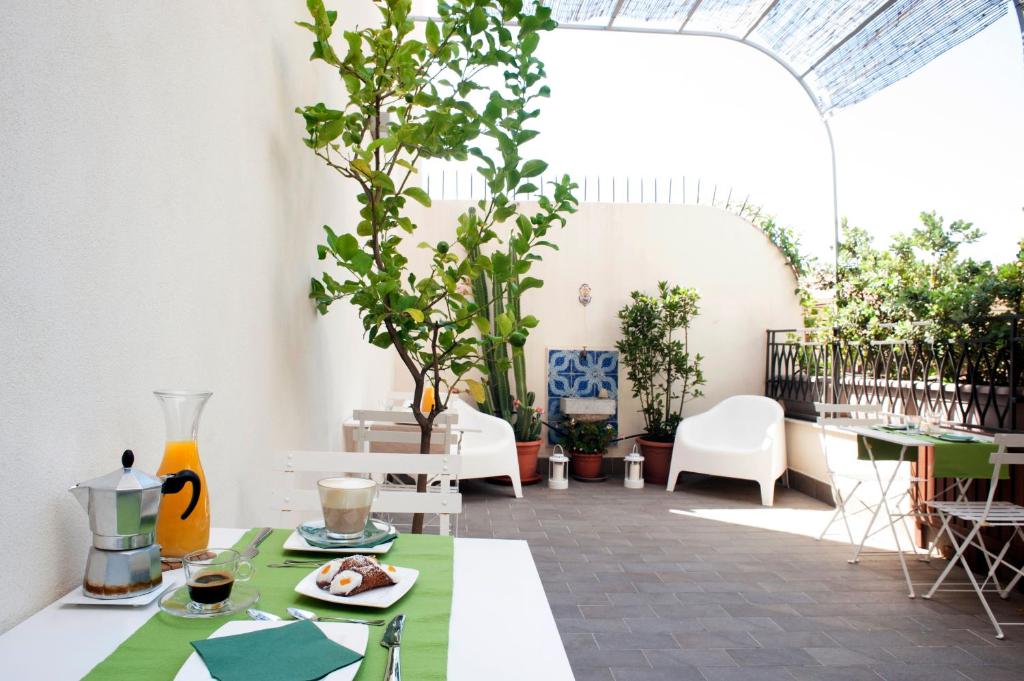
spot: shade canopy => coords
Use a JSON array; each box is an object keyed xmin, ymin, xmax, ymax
[{"xmin": 534, "ymin": 0, "xmax": 1013, "ymax": 115}]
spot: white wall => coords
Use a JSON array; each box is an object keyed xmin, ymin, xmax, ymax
[
  {"xmin": 0, "ymin": 1, "xmax": 390, "ymax": 632},
  {"xmin": 395, "ymin": 202, "xmax": 804, "ymax": 455}
]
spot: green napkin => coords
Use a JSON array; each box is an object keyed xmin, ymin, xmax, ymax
[{"xmin": 190, "ymin": 619, "xmax": 362, "ymax": 681}]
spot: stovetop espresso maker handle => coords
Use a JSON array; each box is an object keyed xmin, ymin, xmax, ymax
[{"xmin": 160, "ymin": 470, "xmax": 202, "ymax": 520}]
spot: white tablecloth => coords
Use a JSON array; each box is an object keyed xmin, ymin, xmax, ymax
[{"xmin": 0, "ymin": 529, "xmax": 574, "ymax": 680}]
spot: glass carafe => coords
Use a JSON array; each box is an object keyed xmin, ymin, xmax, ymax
[{"xmin": 154, "ymin": 390, "xmax": 211, "ymax": 558}]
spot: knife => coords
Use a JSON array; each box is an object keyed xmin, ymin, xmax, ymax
[
  {"xmin": 240, "ymin": 527, "xmax": 273, "ymax": 559},
  {"xmin": 381, "ymin": 614, "xmax": 405, "ymax": 681}
]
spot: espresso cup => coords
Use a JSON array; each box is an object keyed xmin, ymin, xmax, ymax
[
  {"xmin": 183, "ymin": 548, "xmax": 253, "ymax": 612},
  {"xmin": 318, "ymin": 477, "xmax": 377, "ymax": 539}
]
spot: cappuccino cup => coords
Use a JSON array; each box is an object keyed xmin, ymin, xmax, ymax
[{"xmin": 318, "ymin": 477, "xmax": 377, "ymax": 539}]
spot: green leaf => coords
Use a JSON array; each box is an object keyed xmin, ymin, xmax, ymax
[
  {"xmin": 469, "ymin": 7, "xmax": 487, "ymax": 33},
  {"xmin": 496, "ymin": 312, "xmax": 514, "ymax": 336},
  {"xmin": 406, "ymin": 308, "xmax": 425, "ymax": 323},
  {"xmin": 521, "ymin": 314, "xmax": 539, "ymax": 328},
  {"xmin": 349, "ymin": 251, "xmax": 373, "ymax": 276},
  {"xmin": 521, "ymin": 159, "xmax": 547, "ymax": 178},
  {"xmin": 464, "ymin": 378, "xmax": 486, "ymax": 404},
  {"xmin": 474, "ymin": 315, "xmax": 491, "ymax": 334},
  {"xmin": 403, "ymin": 186, "xmax": 432, "ymax": 207},
  {"xmin": 335, "ymin": 233, "xmax": 358, "ymax": 260},
  {"xmin": 425, "ymin": 19, "xmax": 440, "ymax": 49},
  {"xmin": 521, "ymin": 32, "xmax": 539, "ymax": 55},
  {"xmin": 520, "ymin": 276, "xmax": 543, "ymax": 291}
]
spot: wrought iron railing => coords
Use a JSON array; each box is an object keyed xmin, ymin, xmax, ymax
[{"xmin": 765, "ymin": 317, "xmax": 1023, "ymax": 432}]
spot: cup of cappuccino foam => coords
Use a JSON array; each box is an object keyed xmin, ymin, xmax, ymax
[{"xmin": 317, "ymin": 477, "xmax": 378, "ymax": 539}]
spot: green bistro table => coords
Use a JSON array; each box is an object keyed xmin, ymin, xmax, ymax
[{"xmin": 846, "ymin": 425, "xmax": 999, "ymax": 599}]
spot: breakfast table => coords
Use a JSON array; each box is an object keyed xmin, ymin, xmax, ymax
[
  {"xmin": 840, "ymin": 424, "xmax": 999, "ymax": 599},
  {"xmin": 0, "ymin": 528, "xmax": 574, "ymax": 680}
]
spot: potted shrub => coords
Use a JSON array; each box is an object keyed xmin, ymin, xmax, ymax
[
  {"xmin": 616, "ymin": 282, "xmax": 706, "ymax": 484},
  {"xmin": 559, "ymin": 417, "xmax": 615, "ymax": 480}
]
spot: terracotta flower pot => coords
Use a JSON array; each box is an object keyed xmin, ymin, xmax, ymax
[
  {"xmin": 515, "ymin": 440, "xmax": 543, "ymax": 485},
  {"xmin": 637, "ymin": 438, "xmax": 674, "ymax": 485},
  {"xmin": 571, "ymin": 451, "xmax": 604, "ymax": 479}
]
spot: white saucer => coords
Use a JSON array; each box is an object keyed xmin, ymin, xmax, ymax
[
  {"xmin": 295, "ymin": 564, "xmax": 418, "ymax": 609},
  {"xmin": 61, "ymin": 573, "xmax": 181, "ymax": 606},
  {"xmin": 173, "ymin": 620, "xmax": 368, "ymax": 681},
  {"xmin": 283, "ymin": 531, "xmax": 395, "ymax": 555}
]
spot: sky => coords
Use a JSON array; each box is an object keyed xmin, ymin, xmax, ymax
[{"xmin": 419, "ymin": 4, "xmax": 1024, "ymax": 266}]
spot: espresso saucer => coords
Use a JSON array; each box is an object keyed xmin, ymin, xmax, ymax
[
  {"xmin": 158, "ymin": 583, "xmax": 259, "ymax": 619},
  {"xmin": 297, "ymin": 519, "xmax": 396, "ymax": 549}
]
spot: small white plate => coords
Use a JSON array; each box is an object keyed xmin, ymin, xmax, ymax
[
  {"xmin": 173, "ymin": 620, "xmax": 368, "ymax": 681},
  {"xmin": 283, "ymin": 531, "xmax": 395, "ymax": 555},
  {"xmin": 61, "ymin": 573, "xmax": 181, "ymax": 606},
  {"xmin": 295, "ymin": 565, "xmax": 419, "ymax": 609}
]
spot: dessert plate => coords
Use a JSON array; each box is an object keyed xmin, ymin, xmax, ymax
[
  {"xmin": 173, "ymin": 620, "xmax": 367, "ymax": 681},
  {"xmin": 62, "ymin": 573, "xmax": 181, "ymax": 606},
  {"xmin": 936, "ymin": 432, "xmax": 977, "ymax": 443},
  {"xmin": 296, "ymin": 519, "xmax": 396, "ymax": 550},
  {"xmin": 159, "ymin": 582, "xmax": 260, "ymax": 619},
  {"xmin": 295, "ymin": 564, "xmax": 418, "ymax": 609}
]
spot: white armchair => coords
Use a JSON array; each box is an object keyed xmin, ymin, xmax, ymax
[
  {"xmin": 666, "ymin": 395, "xmax": 787, "ymax": 506},
  {"xmin": 448, "ymin": 397, "xmax": 523, "ymax": 498}
]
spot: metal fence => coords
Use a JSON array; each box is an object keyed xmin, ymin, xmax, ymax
[
  {"xmin": 422, "ymin": 167, "xmax": 757, "ymax": 210},
  {"xmin": 765, "ymin": 317, "xmax": 1024, "ymax": 432}
]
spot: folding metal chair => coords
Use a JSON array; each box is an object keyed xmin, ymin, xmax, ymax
[
  {"xmin": 814, "ymin": 403, "xmax": 917, "ymax": 551},
  {"xmin": 923, "ymin": 434, "xmax": 1024, "ymax": 639}
]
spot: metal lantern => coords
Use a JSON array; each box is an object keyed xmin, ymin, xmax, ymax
[
  {"xmin": 548, "ymin": 445, "xmax": 569, "ymax": 490},
  {"xmin": 624, "ymin": 444, "xmax": 644, "ymax": 489}
]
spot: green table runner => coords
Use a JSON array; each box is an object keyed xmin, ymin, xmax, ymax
[
  {"xmin": 857, "ymin": 429, "xmax": 1004, "ymax": 479},
  {"xmin": 84, "ymin": 529, "xmax": 454, "ymax": 680}
]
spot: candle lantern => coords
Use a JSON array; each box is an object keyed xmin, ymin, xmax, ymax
[
  {"xmin": 624, "ymin": 443, "xmax": 644, "ymax": 489},
  {"xmin": 548, "ymin": 445, "xmax": 569, "ymax": 490}
]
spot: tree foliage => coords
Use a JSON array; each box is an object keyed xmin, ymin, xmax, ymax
[
  {"xmin": 818, "ymin": 212, "xmax": 1022, "ymax": 344},
  {"xmin": 298, "ymin": 0, "xmax": 575, "ymax": 423},
  {"xmin": 296, "ymin": 0, "xmax": 576, "ymax": 529}
]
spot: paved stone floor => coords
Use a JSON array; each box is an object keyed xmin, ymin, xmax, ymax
[{"xmin": 452, "ymin": 474, "xmax": 1024, "ymax": 681}]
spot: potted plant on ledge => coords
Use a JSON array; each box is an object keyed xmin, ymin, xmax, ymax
[
  {"xmin": 559, "ymin": 416, "xmax": 615, "ymax": 481},
  {"xmin": 616, "ymin": 281, "xmax": 706, "ymax": 485}
]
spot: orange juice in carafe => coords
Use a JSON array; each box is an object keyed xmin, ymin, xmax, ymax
[
  {"xmin": 155, "ymin": 439, "xmax": 210, "ymax": 557},
  {"xmin": 154, "ymin": 390, "xmax": 212, "ymax": 558}
]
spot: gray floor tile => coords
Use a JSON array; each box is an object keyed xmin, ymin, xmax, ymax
[
  {"xmin": 804, "ymin": 647, "xmax": 896, "ymax": 666},
  {"xmin": 595, "ymin": 632, "xmax": 681, "ymax": 650},
  {"xmin": 611, "ymin": 666, "xmax": 706, "ymax": 681},
  {"xmin": 728, "ymin": 647, "xmax": 820, "ymax": 666},
  {"xmin": 698, "ymin": 667, "xmax": 798, "ymax": 681},
  {"xmin": 645, "ymin": 648, "xmax": 738, "ymax": 667}
]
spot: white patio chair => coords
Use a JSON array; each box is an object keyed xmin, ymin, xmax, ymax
[
  {"xmin": 923, "ymin": 434, "xmax": 1024, "ymax": 639},
  {"xmin": 373, "ymin": 394, "xmax": 523, "ymax": 498},
  {"xmin": 814, "ymin": 403, "xmax": 921, "ymax": 562},
  {"xmin": 815, "ymin": 403, "xmax": 887, "ymax": 545},
  {"xmin": 275, "ymin": 409, "xmax": 463, "ymax": 535},
  {"xmin": 666, "ymin": 395, "xmax": 787, "ymax": 506}
]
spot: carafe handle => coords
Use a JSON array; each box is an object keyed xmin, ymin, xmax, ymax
[{"xmin": 161, "ymin": 470, "xmax": 202, "ymax": 520}]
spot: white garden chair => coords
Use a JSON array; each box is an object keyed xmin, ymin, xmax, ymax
[
  {"xmin": 358, "ymin": 394, "xmax": 523, "ymax": 498},
  {"xmin": 814, "ymin": 403, "xmax": 922, "ymax": 560},
  {"xmin": 666, "ymin": 395, "xmax": 787, "ymax": 506},
  {"xmin": 275, "ymin": 409, "xmax": 462, "ymax": 535},
  {"xmin": 923, "ymin": 434, "xmax": 1024, "ymax": 639}
]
